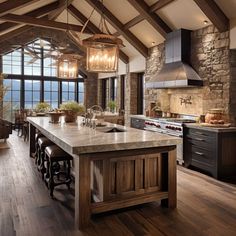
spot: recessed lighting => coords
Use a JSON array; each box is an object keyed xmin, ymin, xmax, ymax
[
  {"xmin": 204, "ymin": 20, "xmax": 208, "ymax": 25},
  {"xmin": 151, "ymin": 42, "xmax": 155, "ymax": 46}
]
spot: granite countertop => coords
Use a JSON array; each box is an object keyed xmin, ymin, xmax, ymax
[
  {"xmin": 130, "ymin": 115, "xmax": 146, "ymax": 119},
  {"xmin": 27, "ymin": 117, "xmax": 181, "ymax": 155},
  {"xmin": 184, "ymin": 123, "xmax": 236, "ymax": 132}
]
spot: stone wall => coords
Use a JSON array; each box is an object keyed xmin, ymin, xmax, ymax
[
  {"xmin": 145, "ymin": 25, "xmax": 236, "ymax": 123},
  {"xmin": 84, "ymin": 72, "xmax": 98, "ymax": 108},
  {"xmin": 130, "ymin": 73, "xmax": 138, "ymax": 115}
]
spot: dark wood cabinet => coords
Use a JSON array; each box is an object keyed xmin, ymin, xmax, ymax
[
  {"xmin": 130, "ymin": 117, "xmax": 145, "ymax": 130},
  {"xmin": 183, "ymin": 125, "xmax": 236, "ymax": 179}
]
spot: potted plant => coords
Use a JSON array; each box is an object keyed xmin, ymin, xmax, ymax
[
  {"xmin": 108, "ymin": 100, "xmax": 116, "ymax": 113},
  {"xmin": 60, "ymin": 101, "xmax": 85, "ymax": 123},
  {"xmin": 35, "ymin": 102, "xmax": 50, "ymax": 113}
]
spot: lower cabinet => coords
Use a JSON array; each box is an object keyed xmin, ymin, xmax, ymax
[
  {"xmin": 183, "ymin": 126, "xmax": 236, "ymax": 179},
  {"xmin": 130, "ymin": 117, "xmax": 145, "ymax": 130}
]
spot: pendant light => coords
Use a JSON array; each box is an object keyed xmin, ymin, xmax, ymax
[
  {"xmin": 57, "ymin": 0, "xmax": 79, "ymax": 79},
  {"xmin": 67, "ymin": 0, "xmax": 124, "ymax": 73},
  {"xmin": 82, "ymin": 0, "xmax": 123, "ymax": 73}
]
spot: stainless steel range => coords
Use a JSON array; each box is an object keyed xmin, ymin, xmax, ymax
[{"xmin": 144, "ymin": 117, "xmax": 196, "ymax": 164}]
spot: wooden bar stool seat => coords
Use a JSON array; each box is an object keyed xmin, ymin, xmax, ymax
[
  {"xmin": 35, "ymin": 132, "xmax": 44, "ymax": 164},
  {"xmin": 37, "ymin": 137, "xmax": 54, "ymax": 176},
  {"xmin": 44, "ymin": 145, "xmax": 72, "ymax": 198}
]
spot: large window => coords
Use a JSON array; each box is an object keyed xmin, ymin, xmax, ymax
[
  {"xmin": 44, "ymin": 81, "xmax": 59, "ymax": 109},
  {"xmin": 62, "ymin": 81, "xmax": 76, "ymax": 102},
  {"xmin": 3, "ymin": 79, "xmax": 21, "ymax": 121},
  {"xmin": 2, "ymin": 49, "xmax": 22, "ymax": 75},
  {"xmin": 1, "ymin": 38, "xmax": 85, "ymax": 121},
  {"xmin": 102, "ymin": 77, "xmax": 118, "ymax": 110},
  {"xmin": 43, "ymin": 41, "xmax": 57, "ymax": 77},
  {"xmin": 78, "ymin": 82, "xmax": 84, "ymax": 104},
  {"xmin": 24, "ymin": 80, "xmax": 40, "ymax": 109}
]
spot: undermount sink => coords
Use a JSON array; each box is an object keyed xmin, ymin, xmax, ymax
[{"xmin": 96, "ymin": 127, "xmax": 126, "ymax": 133}]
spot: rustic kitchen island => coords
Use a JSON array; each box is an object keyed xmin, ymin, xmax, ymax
[{"xmin": 27, "ymin": 117, "xmax": 181, "ymax": 229}]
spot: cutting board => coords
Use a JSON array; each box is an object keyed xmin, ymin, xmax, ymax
[{"xmin": 199, "ymin": 123, "xmax": 231, "ymax": 128}]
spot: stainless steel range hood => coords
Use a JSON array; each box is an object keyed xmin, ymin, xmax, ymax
[{"xmin": 146, "ymin": 29, "xmax": 203, "ymax": 89}]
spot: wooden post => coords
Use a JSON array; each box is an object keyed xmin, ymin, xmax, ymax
[
  {"xmin": 29, "ymin": 123, "xmax": 36, "ymax": 158},
  {"xmin": 167, "ymin": 148, "xmax": 177, "ymax": 208},
  {"xmin": 74, "ymin": 155, "xmax": 91, "ymax": 229},
  {"xmin": 161, "ymin": 148, "xmax": 177, "ymax": 208}
]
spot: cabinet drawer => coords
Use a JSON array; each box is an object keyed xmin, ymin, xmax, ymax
[
  {"xmin": 186, "ymin": 143, "xmax": 216, "ymax": 166},
  {"xmin": 185, "ymin": 127, "xmax": 216, "ymax": 149},
  {"xmin": 186, "ymin": 128, "xmax": 215, "ymax": 138},
  {"xmin": 186, "ymin": 135, "xmax": 216, "ymax": 150}
]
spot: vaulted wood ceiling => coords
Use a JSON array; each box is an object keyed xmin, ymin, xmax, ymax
[{"xmin": 0, "ymin": 0, "xmax": 234, "ymax": 64}]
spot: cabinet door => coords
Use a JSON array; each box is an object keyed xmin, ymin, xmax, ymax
[{"xmin": 131, "ymin": 118, "xmax": 145, "ymax": 130}]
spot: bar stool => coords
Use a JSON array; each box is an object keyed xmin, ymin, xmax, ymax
[
  {"xmin": 37, "ymin": 137, "xmax": 54, "ymax": 177},
  {"xmin": 35, "ymin": 132, "xmax": 44, "ymax": 165},
  {"xmin": 44, "ymin": 145, "xmax": 72, "ymax": 198}
]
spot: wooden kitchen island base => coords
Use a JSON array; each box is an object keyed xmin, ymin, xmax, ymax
[
  {"xmin": 28, "ymin": 118, "xmax": 180, "ymax": 230},
  {"xmin": 74, "ymin": 147, "xmax": 176, "ymax": 229}
]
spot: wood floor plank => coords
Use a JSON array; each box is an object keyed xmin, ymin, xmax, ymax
[{"xmin": 0, "ymin": 133, "xmax": 236, "ymax": 235}]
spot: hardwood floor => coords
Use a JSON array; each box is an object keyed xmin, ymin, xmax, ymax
[{"xmin": 1, "ymin": 133, "xmax": 236, "ymax": 236}]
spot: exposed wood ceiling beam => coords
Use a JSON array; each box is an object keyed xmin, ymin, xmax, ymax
[
  {"xmin": 0, "ymin": 0, "xmax": 39, "ymax": 17},
  {"xmin": 0, "ymin": 14, "xmax": 91, "ymax": 33},
  {"xmin": 127, "ymin": 0, "xmax": 171, "ymax": 37},
  {"xmin": 0, "ymin": 25, "xmax": 32, "ymax": 43},
  {"xmin": 193, "ymin": 0, "xmax": 229, "ymax": 32},
  {"xmin": 48, "ymin": 0, "xmax": 74, "ymax": 19},
  {"xmin": 150, "ymin": 0, "xmax": 176, "ymax": 12},
  {"xmin": 123, "ymin": 15, "xmax": 144, "ymax": 31},
  {"xmin": 68, "ymin": 5, "xmax": 129, "ymax": 64},
  {"xmin": 0, "ymin": 0, "xmax": 74, "ymax": 43},
  {"xmin": 113, "ymin": 0, "xmax": 175, "ymax": 36},
  {"xmin": 85, "ymin": 0, "xmax": 148, "ymax": 57},
  {"xmin": 68, "ymin": 5, "xmax": 98, "ymax": 34},
  {"xmin": 0, "ymin": 1, "xmax": 59, "ymax": 32}
]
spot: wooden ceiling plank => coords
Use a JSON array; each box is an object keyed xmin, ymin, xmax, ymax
[
  {"xmin": 0, "ymin": 1, "xmax": 59, "ymax": 32},
  {"xmin": 68, "ymin": 5, "xmax": 129, "ymax": 64},
  {"xmin": 193, "ymin": 0, "xmax": 229, "ymax": 32},
  {"xmin": 127, "ymin": 0, "xmax": 171, "ymax": 37},
  {"xmin": 0, "ymin": 0, "xmax": 40, "ymax": 17},
  {"xmin": 150, "ymin": 0, "xmax": 176, "ymax": 12},
  {"xmin": 0, "ymin": 14, "xmax": 91, "ymax": 33},
  {"xmin": 85, "ymin": 0, "xmax": 148, "ymax": 58}
]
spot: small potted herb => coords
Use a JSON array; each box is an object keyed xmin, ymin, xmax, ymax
[
  {"xmin": 108, "ymin": 100, "xmax": 116, "ymax": 113},
  {"xmin": 35, "ymin": 102, "xmax": 50, "ymax": 113},
  {"xmin": 60, "ymin": 101, "xmax": 85, "ymax": 122}
]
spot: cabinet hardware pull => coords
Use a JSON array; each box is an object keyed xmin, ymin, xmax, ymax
[
  {"xmin": 194, "ymin": 138, "xmax": 204, "ymax": 141},
  {"xmin": 195, "ymin": 132, "xmax": 205, "ymax": 135},
  {"xmin": 195, "ymin": 151, "xmax": 204, "ymax": 156}
]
